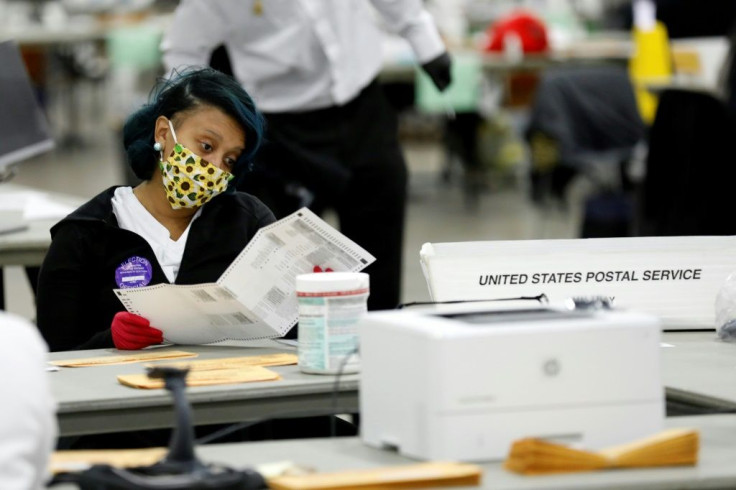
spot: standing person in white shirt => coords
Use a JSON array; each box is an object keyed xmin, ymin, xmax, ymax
[
  {"xmin": 162, "ymin": 0, "xmax": 452, "ymax": 312},
  {"xmin": 0, "ymin": 311, "xmax": 56, "ymax": 489}
]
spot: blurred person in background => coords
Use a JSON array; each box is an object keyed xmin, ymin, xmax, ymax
[
  {"xmin": 0, "ymin": 310, "xmax": 56, "ymax": 489},
  {"xmin": 162, "ymin": 1, "xmax": 452, "ymax": 312}
]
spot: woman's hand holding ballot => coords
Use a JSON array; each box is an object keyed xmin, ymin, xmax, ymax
[{"xmin": 111, "ymin": 312, "xmax": 163, "ymax": 350}]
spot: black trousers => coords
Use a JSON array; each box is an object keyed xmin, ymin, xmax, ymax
[{"xmin": 239, "ymin": 79, "xmax": 407, "ymax": 311}]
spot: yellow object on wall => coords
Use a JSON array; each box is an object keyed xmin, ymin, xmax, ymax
[{"xmin": 629, "ymin": 21, "xmax": 673, "ymax": 124}]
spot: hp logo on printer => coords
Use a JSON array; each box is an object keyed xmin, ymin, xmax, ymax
[{"xmin": 543, "ymin": 359, "xmax": 561, "ymax": 377}]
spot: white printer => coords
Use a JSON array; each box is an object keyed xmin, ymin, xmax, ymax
[{"xmin": 359, "ymin": 303, "xmax": 664, "ymax": 461}]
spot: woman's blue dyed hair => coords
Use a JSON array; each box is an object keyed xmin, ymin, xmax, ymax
[{"xmin": 122, "ymin": 67, "xmax": 265, "ymax": 182}]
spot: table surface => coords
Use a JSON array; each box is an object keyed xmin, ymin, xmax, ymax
[
  {"xmin": 46, "ymin": 331, "xmax": 736, "ymax": 489},
  {"xmin": 0, "ymin": 14, "xmax": 171, "ymax": 46},
  {"xmin": 0, "ymin": 22, "xmax": 109, "ymax": 46},
  {"xmin": 50, "ymin": 331, "xmax": 733, "ymax": 437},
  {"xmin": 661, "ymin": 331, "xmax": 736, "ymax": 411},
  {"xmin": 49, "ymin": 341, "xmax": 359, "ymax": 436},
  {"xmin": 0, "ymin": 183, "xmax": 83, "ymax": 266},
  {"xmin": 380, "ymin": 40, "xmax": 631, "ymax": 83},
  {"xmin": 52, "ymin": 414, "xmax": 736, "ymax": 490}
]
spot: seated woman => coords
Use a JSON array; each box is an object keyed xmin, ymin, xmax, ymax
[{"xmin": 37, "ymin": 68, "xmax": 275, "ymax": 352}]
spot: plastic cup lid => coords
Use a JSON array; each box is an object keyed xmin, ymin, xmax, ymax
[{"xmin": 296, "ymin": 272, "xmax": 369, "ymax": 293}]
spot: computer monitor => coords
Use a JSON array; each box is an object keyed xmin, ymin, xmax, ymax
[{"xmin": 0, "ymin": 40, "xmax": 54, "ymax": 178}]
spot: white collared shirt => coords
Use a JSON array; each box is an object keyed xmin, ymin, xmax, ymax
[
  {"xmin": 161, "ymin": 0, "xmax": 445, "ymax": 112},
  {"xmin": 112, "ymin": 186, "xmax": 201, "ymax": 283}
]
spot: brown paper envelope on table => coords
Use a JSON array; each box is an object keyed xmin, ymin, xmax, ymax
[
  {"xmin": 267, "ymin": 461, "xmax": 482, "ymax": 489},
  {"xmin": 50, "ymin": 350, "xmax": 198, "ymax": 367},
  {"xmin": 504, "ymin": 439, "xmax": 609, "ymax": 475},
  {"xmin": 598, "ymin": 428, "xmax": 699, "ymax": 468},
  {"xmin": 117, "ymin": 366, "xmax": 281, "ymax": 389},
  {"xmin": 50, "ymin": 448, "xmax": 167, "ymax": 474},
  {"xmin": 145, "ymin": 353, "xmax": 298, "ymax": 372},
  {"xmin": 504, "ymin": 428, "xmax": 699, "ymax": 476}
]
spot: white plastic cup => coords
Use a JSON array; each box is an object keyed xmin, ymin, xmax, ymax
[{"xmin": 296, "ymin": 272, "xmax": 369, "ymax": 375}]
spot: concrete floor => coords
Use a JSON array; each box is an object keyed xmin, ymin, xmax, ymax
[{"xmin": 2, "ymin": 85, "xmax": 582, "ymax": 323}]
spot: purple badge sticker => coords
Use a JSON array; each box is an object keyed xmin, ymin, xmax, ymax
[{"xmin": 115, "ymin": 256, "xmax": 153, "ymax": 288}]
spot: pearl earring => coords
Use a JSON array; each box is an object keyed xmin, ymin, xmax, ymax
[{"xmin": 153, "ymin": 141, "xmax": 162, "ymax": 151}]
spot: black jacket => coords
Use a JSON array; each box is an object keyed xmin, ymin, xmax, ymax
[{"xmin": 36, "ymin": 186, "xmax": 276, "ymax": 352}]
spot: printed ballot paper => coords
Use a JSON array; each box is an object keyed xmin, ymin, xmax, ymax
[
  {"xmin": 114, "ymin": 208, "xmax": 375, "ymax": 344},
  {"xmin": 421, "ymin": 236, "xmax": 736, "ymax": 329}
]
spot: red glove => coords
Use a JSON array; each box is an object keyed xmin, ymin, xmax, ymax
[
  {"xmin": 111, "ymin": 312, "xmax": 163, "ymax": 350},
  {"xmin": 313, "ymin": 265, "xmax": 334, "ymax": 273}
]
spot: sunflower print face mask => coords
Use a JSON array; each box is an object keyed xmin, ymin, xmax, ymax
[{"xmin": 159, "ymin": 119, "xmax": 234, "ymax": 209}]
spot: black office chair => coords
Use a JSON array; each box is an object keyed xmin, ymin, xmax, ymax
[
  {"xmin": 638, "ymin": 88, "xmax": 736, "ymax": 236},
  {"xmin": 526, "ymin": 65, "xmax": 646, "ymax": 237}
]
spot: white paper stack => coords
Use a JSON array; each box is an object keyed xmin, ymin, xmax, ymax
[{"xmin": 115, "ymin": 208, "xmax": 375, "ymax": 344}]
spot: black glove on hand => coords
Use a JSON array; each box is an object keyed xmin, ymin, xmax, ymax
[{"xmin": 421, "ymin": 51, "xmax": 452, "ymax": 92}]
